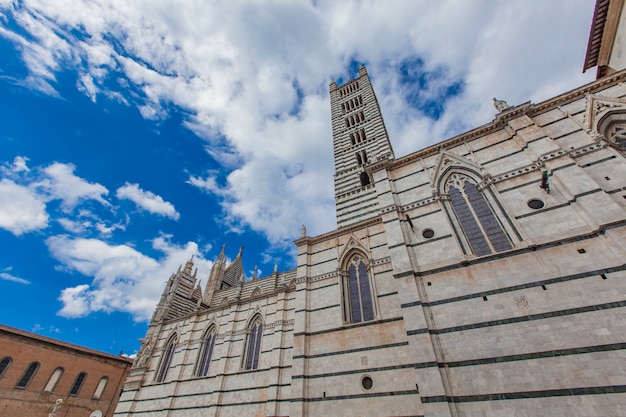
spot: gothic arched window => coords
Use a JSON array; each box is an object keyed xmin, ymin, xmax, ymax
[
  {"xmin": 445, "ymin": 173, "xmax": 513, "ymax": 256},
  {"xmin": 244, "ymin": 316, "xmax": 263, "ymax": 370},
  {"xmin": 196, "ymin": 327, "xmax": 217, "ymax": 377},
  {"xmin": 344, "ymin": 254, "xmax": 374, "ymax": 323},
  {"xmin": 16, "ymin": 362, "xmax": 39, "ymax": 388},
  {"xmin": 156, "ymin": 335, "xmax": 177, "ymax": 382}
]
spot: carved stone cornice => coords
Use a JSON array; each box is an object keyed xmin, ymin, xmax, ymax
[
  {"xmin": 294, "ymin": 217, "xmax": 381, "ymax": 246},
  {"xmin": 388, "ymin": 69, "xmax": 626, "ymax": 172}
]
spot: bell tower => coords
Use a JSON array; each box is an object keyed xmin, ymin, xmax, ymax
[{"xmin": 330, "ymin": 66, "xmax": 395, "ymax": 228}]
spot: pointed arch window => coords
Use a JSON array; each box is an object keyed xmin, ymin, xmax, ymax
[
  {"xmin": 445, "ymin": 173, "xmax": 512, "ymax": 256},
  {"xmin": 156, "ymin": 335, "xmax": 177, "ymax": 382},
  {"xmin": 196, "ymin": 327, "xmax": 217, "ymax": 377},
  {"xmin": 16, "ymin": 361, "xmax": 39, "ymax": 388},
  {"xmin": 0, "ymin": 357, "xmax": 11, "ymax": 379},
  {"xmin": 344, "ymin": 255, "xmax": 374, "ymax": 323},
  {"xmin": 244, "ymin": 316, "xmax": 263, "ymax": 370},
  {"xmin": 43, "ymin": 367, "xmax": 63, "ymax": 392}
]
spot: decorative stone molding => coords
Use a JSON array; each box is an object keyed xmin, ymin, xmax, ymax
[
  {"xmin": 400, "ymin": 197, "xmax": 438, "ymax": 212},
  {"xmin": 569, "ymin": 140, "xmax": 607, "ymax": 158},
  {"xmin": 379, "ymin": 204, "xmax": 397, "ymax": 214},
  {"xmin": 387, "ymin": 71, "xmax": 626, "ymax": 171},
  {"xmin": 372, "ymin": 257, "xmax": 391, "ymax": 266},
  {"xmin": 335, "ymin": 183, "xmax": 375, "ymax": 201},
  {"xmin": 296, "ymin": 271, "xmax": 339, "ymax": 284}
]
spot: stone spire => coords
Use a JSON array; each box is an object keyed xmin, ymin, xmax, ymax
[{"xmin": 183, "ymin": 254, "xmax": 194, "ymax": 275}]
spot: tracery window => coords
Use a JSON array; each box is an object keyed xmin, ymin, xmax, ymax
[
  {"xmin": 597, "ymin": 109, "xmax": 626, "ymax": 152},
  {"xmin": 445, "ymin": 173, "xmax": 512, "ymax": 256},
  {"xmin": 607, "ymin": 123, "xmax": 626, "ymax": 150},
  {"xmin": 69, "ymin": 372, "xmax": 86, "ymax": 396},
  {"xmin": 195, "ymin": 327, "xmax": 217, "ymax": 377},
  {"xmin": 16, "ymin": 361, "xmax": 39, "ymax": 388},
  {"xmin": 156, "ymin": 335, "xmax": 177, "ymax": 382},
  {"xmin": 244, "ymin": 316, "xmax": 263, "ymax": 370},
  {"xmin": 43, "ymin": 367, "xmax": 63, "ymax": 392},
  {"xmin": 344, "ymin": 255, "xmax": 374, "ymax": 323}
]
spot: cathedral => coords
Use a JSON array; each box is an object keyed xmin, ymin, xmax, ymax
[{"xmin": 115, "ymin": 2, "xmax": 626, "ymax": 416}]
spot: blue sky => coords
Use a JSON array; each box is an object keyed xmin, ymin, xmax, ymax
[{"xmin": 0, "ymin": 0, "xmax": 596, "ymax": 356}]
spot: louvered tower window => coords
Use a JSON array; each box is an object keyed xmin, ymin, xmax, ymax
[{"xmin": 445, "ymin": 173, "xmax": 512, "ymax": 256}]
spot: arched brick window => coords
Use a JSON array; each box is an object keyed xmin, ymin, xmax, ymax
[
  {"xmin": 16, "ymin": 362, "xmax": 39, "ymax": 388},
  {"xmin": 43, "ymin": 367, "xmax": 63, "ymax": 392},
  {"xmin": 0, "ymin": 357, "xmax": 11, "ymax": 378},
  {"xmin": 93, "ymin": 376, "xmax": 108, "ymax": 399},
  {"xmin": 69, "ymin": 372, "xmax": 86, "ymax": 396}
]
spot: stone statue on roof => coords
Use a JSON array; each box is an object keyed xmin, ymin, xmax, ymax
[{"xmin": 493, "ymin": 97, "xmax": 510, "ymax": 112}]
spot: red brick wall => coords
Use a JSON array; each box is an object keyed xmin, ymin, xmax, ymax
[{"xmin": 0, "ymin": 328, "xmax": 133, "ymax": 417}]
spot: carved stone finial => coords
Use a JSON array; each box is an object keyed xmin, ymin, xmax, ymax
[
  {"xmin": 274, "ymin": 263, "xmax": 278, "ymax": 273},
  {"xmin": 493, "ymin": 97, "xmax": 510, "ymax": 112},
  {"xmin": 301, "ymin": 224, "xmax": 306, "ymax": 238}
]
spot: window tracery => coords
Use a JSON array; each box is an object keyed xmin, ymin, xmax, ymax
[
  {"xmin": 244, "ymin": 316, "xmax": 263, "ymax": 370},
  {"xmin": 343, "ymin": 254, "xmax": 374, "ymax": 323},
  {"xmin": 444, "ymin": 173, "xmax": 513, "ymax": 256},
  {"xmin": 196, "ymin": 327, "xmax": 217, "ymax": 377},
  {"xmin": 156, "ymin": 335, "xmax": 177, "ymax": 382}
]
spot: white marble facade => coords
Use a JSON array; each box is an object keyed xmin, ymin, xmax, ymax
[{"xmin": 115, "ymin": 65, "xmax": 626, "ymax": 417}]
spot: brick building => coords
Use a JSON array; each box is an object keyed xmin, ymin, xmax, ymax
[
  {"xmin": 0, "ymin": 324, "xmax": 133, "ymax": 417},
  {"xmin": 115, "ymin": 1, "xmax": 626, "ymax": 416}
]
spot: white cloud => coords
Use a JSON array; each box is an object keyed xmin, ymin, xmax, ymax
[
  {"xmin": 0, "ymin": 0, "xmax": 597, "ymax": 246},
  {"xmin": 58, "ymin": 284, "xmax": 92, "ymax": 318},
  {"xmin": 11, "ymin": 156, "xmax": 30, "ymax": 173},
  {"xmin": 0, "ymin": 267, "xmax": 30, "ymax": 285},
  {"xmin": 38, "ymin": 162, "xmax": 110, "ymax": 212},
  {"xmin": 116, "ymin": 183, "xmax": 180, "ymax": 220},
  {"xmin": 57, "ymin": 205, "xmax": 128, "ymax": 238},
  {"xmin": 1, "ymin": 156, "xmax": 30, "ymax": 177},
  {"xmin": 47, "ymin": 234, "xmax": 212, "ymax": 321},
  {"xmin": 0, "ymin": 179, "xmax": 48, "ymax": 235}
]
